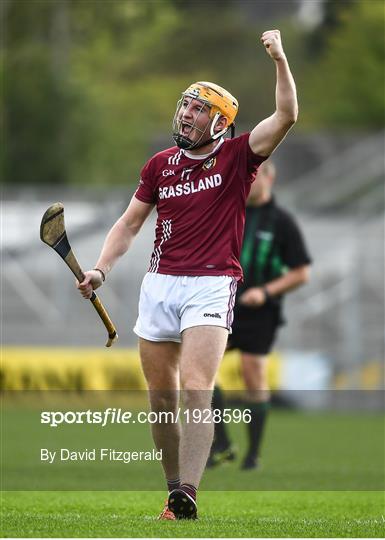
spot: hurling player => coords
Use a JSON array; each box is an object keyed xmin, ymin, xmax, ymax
[{"xmin": 78, "ymin": 30, "xmax": 298, "ymax": 520}]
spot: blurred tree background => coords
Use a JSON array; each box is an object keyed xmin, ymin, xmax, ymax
[{"xmin": 2, "ymin": 0, "xmax": 384, "ymax": 187}]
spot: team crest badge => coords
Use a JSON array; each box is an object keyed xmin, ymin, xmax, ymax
[
  {"xmin": 190, "ymin": 88, "xmax": 200, "ymax": 98},
  {"xmin": 202, "ymin": 157, "xmax": 216, "ymax": 171}
]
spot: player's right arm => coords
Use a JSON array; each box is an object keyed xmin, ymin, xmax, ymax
[{"xmin": 77, "ymin": 196, "xmax": 154, "ymax": 298}]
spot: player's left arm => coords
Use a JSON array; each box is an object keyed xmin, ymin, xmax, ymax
[
  {"xmin": 249, "ymin": 30, "xmax": 298, "ymax": 157},
  {"xmin": 240, "ymin": 265, "xmax": 310, "ymax": 307}
]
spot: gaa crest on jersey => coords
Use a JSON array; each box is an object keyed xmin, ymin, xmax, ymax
[{"xmin": 202, "ymin": 157, "xmax": 216, "ymax": 171}]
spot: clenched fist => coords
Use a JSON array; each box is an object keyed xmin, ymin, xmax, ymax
[
  {"xmin": 76, "ymin": 269, "xmax": 104, "ymax": 299},
  {"xmin": 261, "ymin": 29, "xmax": 285, "ymax": 61},
  {"xmin": 239, "ymin": 287, "xmax": 266, "ymax": 307}
]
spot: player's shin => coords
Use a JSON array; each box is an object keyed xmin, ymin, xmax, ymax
[{"xmin": 179, "ymin": 389, "xmax": 215, "ymax": 488}]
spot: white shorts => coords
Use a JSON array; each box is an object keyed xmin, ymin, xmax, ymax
[{"xmin": 133, "ymin": 273, "xmax": 237, "ymax": 343}]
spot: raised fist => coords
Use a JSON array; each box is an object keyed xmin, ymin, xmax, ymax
[{"xmin": 260, "ymin": 29, "xmax": 285, "ymax": 61}]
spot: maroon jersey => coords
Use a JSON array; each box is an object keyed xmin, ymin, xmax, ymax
[{"xmin": 135, "ymin": 132, "xmax": 266, "ymax": 280}]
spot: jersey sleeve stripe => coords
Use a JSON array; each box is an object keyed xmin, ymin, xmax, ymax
[{"xmin": 149, "ymin": 219, "xmax": 173, "ymax": 273}]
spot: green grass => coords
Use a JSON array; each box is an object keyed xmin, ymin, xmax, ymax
[
  {"xmin": 1, "ymin": 490, "xmax": 384, "ymax": 537},
  {"xmin": 2, "ymin": 401, "xmax": 384, "ymax": 537},
  {"xmin": 3, "ymin": 403, "xmax": 384, "ymax": 491}
]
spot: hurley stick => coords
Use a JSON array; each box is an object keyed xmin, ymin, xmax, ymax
[{"xmin": 40, "ymin": 202, "xmax": 118, "ymax": 347}]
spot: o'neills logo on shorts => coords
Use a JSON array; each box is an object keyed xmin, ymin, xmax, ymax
[
  {"xmin": 204, "ymin": 313, "xmax": 222, "ymax": 318},
  {"xmin": 158, "ymin": 174, "xmax": 222, "ymax": 200}
]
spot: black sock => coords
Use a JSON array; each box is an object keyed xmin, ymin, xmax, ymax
[
  {"xmin": 212, "ymin": 385, "xmax": 231, "ymax": 449},
  {"xmin": 180, "ymin": 483, "xmax": 197, "ymax": 501},
  {"xmin": 167, "ymin": 478, "xmax": 180, "ymax": 493},
  {"xmin": 245, "ymin": 401, "xmax": 270, "ymax": 459}
]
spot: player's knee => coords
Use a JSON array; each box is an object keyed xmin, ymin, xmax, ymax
[
  {"xmin": 149, "ymin": 391, "xmax": 179, "ymax": 413},
  {"xmin": 180, "ymin": 371, "xmax": 215, "ymax": 392},
  {"xmin": 181, "ymin": 387, "xmax": 213, "ymax": 411}
]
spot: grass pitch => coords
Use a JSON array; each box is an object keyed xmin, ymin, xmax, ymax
[
  {"xmin": 2, "ymin": 407, "xmax": 384, "ymax": 537},
  {"xmin": 1, "ymin": 490, "xmax": 384, "ymax": 537}
]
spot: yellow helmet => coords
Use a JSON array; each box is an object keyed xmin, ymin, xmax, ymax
[
  {"xmin": 173, "ymin": 81, "xmax": 238, "ymax": 150},
  {"xmin": 183, "ymin": 81, "xmax": 239, "ymax": 126}
]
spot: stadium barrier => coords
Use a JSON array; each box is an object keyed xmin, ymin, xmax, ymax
[{"xmin": 1, "ymin": 347, "xmax": 282, "ymax": 391}]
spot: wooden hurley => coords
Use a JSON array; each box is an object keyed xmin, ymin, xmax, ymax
[{"xmin": 40, "ymin": 202, "xmax": 118, "ymax": 347}]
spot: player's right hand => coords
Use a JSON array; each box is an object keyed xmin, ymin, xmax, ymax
[{"xmin": 76, "ymin": 270, "xmax": 103, "ymax": 299}]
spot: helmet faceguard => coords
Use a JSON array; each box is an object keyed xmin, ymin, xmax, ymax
[
  {"xmin": 172, "ymin": 81, "xmax": 239, "ymax": 150},
  {"xmin": 172, "ymin": 96, "xmax": 211, "ymax": 150}
]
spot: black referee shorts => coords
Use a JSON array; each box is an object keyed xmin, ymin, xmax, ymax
[{"xmin": 228, "ymin": 306, "xmax": 281, "ymax": 355}]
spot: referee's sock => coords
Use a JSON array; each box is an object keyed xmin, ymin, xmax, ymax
[
  {"xmin": 245, "ymin": 401, "xmax": 270, "ymax": 459},
  {"xmin": 212, "ymin": 385, "xmax": 231, "ymax": 450}
]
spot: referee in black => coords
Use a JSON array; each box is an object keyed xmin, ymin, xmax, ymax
[{"xmin": 208, "ymin": 159, "xmax": 312, "ymax": 470}]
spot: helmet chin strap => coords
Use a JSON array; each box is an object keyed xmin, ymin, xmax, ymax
[
  {"xmin": 210, "ymin": 112, "xmax": 228, "ymax": 140},
  {"xmin": 174, "ymin": 133, "xmax": 218, "ymax": 151},
  {"xmin": 173, "ymin": 134, "xmax": 196, "ymax": 150}
]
